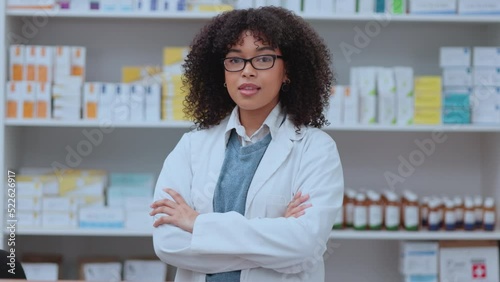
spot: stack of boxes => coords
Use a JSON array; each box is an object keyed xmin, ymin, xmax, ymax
[
  {"xmin": 162, "ymin": 47, "xmax": 189, "ymax": 121},
  {"xmin": 106, "ymin": 173, "xmax": 155, "ymax": 230},
  {"xmin": 440, "ymin": 47, "xmax": 472, "ymax": 124},
  {"xmin": 472, "ymin": 47, "xmax": 500, "ymax": 124},
  {"xmin": 6, "ymin": 45, "xmax": 86, "ymax": 120},
  {"xmin": 17, "ymin": 169, "xmax": 157, "ymax": 230},
  {"xmin": 413, "ymin": 76, "xmax": 442, "ymax": 125}
]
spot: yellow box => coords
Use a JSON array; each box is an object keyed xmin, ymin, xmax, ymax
[
  {"xmin": 414, "ymin": 93, "xmax": 442, "ymax": 107},
  {"xmin": 414, "ymin": 108, "xmax": 442, "ymax": 125},
  {"xmin": 414, "ymin": 76, "xmax": 442, "ymax": 91},
  {"xmin": 122, "ymin": 66, "xmax": 162, "ymax": 83},
  {"xmin": 163, "ymin": 47, "xmax": 189, "ymax": 66}
]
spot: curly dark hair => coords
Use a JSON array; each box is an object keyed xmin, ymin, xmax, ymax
[{"xmin": 183, "ymin": 6, "xmax": 334, "ymax": 129}]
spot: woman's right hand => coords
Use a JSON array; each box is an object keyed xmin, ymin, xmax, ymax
[{"xmin": 284, "ymin": 191, "xmax": 312, "ymax": 218}]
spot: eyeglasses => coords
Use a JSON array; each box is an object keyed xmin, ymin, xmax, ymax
[{"xmin": 223, "ymin": 54, "xmax": 283, "ymax": 72}]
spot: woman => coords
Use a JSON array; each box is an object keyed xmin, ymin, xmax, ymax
[{"xmin": 150, "ymin": 6, "xmax": 344, "ymax": 282}]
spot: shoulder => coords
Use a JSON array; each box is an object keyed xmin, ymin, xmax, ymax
[{"xmin": 183, "ymin": 117, "xmax": 229, "ymax": 143}]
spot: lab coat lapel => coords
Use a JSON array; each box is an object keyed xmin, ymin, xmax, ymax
[{"xmin": 245, "ymin": 120, "xmax": 294, "ymax": 210}]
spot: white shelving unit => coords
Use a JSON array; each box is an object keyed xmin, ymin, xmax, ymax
[{"xmin": 1, "ymin": 5, "xmax": 500, "ymax": 282}]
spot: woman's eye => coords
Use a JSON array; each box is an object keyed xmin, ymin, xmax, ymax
[
  {"xmin": 258, "ymin": 56, "xmax": 272, "ymax": 62},
  {"xmin": 229, "ymin": 58, "xmax": 243, "ymax": 64}
]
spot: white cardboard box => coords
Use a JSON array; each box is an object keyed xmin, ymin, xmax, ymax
[
  {"xmin": 440, "ymin": 241, "xmax": 500, "ymax": 282},
  {"xmin": 440, "ymin": 47, "xmax": 472, "ymax": 67},
  {"xmin": 443, "ymin": 67, "xmax": 473, "ymax": 87},
  {"xmin": 123, "ymin": 260, "xmax": 167, "ymax": 282},
  {"xmin": 459, "ymin": 0, "xmax": 500, "ymax": 14},
  {"xmin": 473, "ymin": 47, "xmax": 500, "ymax": 67},
  {"xmin": 400, "ymin": 242, "xmax": 439, "ymax": 275},
  {"xmin": 409, "ymin": 0, "xmax": 457, "ymax": 14}
]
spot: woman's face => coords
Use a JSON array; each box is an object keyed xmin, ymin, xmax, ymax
[{"xmin": 224, "ymin": 31, "xmax": 287, "ymax": 119}]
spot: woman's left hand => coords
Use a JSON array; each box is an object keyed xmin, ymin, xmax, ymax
[{"xmin": 150, "ymin": 188, "xmax": 199, "ymax": 233}]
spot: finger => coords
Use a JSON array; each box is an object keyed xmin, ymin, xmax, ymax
[
  {"xmin": 288, "ymin": 203, "xmax": 312, "ymax": 215},
  {"xmin": 299, "ymin": 194, "xmax": 310, "ymax": 203},
  {"xmin": 153, "ymin": 215, "xmax": 175, "ymax": 227},
  {"xmin": 165, "ymin": 189, "xmax": 187, "ymax": 205},
  {"xmin": 150, "ymin": 206, "xmax": 175, "ymax": 217},
  {"xmin": 292, "ymin": 211, "xmax": 306, "ymax": 218},
  {"xmin": 294, "ymin": 191, "xmax": 302, "ymax": 200},
  {"xmin": 151, "ymin": 199, "xmax": 177, "ymax": 209}
]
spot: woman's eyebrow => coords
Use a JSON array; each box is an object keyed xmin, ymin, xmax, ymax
[{"xmin": 256, "ymin": 46, "xmax": 276, "ymax": 52}]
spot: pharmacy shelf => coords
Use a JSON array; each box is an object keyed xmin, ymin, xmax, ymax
[
  {"xmin": 5, "ymin": 119, "xmax": 500, "ymax": 132},
  {"xmin": 329, "ymin": 230, "xmax": 500, "ymax": 240},
  {"xmin": 6, "ymin": 9, "xmax": 500, "ymax": 23},
  {"xmin": 12, "ymin": 228, "xmax": 500, "ymax": 240},
  {"xmin": 13, "ymin": 227, "xmax": 152, "ymax": 237},
  {"xmin": 4, "ymin": 119, "xmax": 194, "ymax": 129}
]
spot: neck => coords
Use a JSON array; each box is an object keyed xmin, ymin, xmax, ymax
[{"xmin": 239, "ymin": 106, "xmax": 275, "ymax": 137}]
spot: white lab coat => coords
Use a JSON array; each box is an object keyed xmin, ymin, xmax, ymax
[{"xmin": 152, "ymin": 114, "xmax": 344, "ymax": 282}]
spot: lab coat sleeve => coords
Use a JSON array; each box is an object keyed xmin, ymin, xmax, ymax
[
  {"xmin": 152, "ymin": 132, "xmax": 260, "ymax": 274},
  {"xmin": 190, "ymin": 132, "xmax": 344, "ymax": 273}
]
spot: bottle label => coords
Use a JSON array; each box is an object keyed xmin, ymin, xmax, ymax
[
  {"xmin": 369, "ymin": 205, "xmax": 382, "ymax": 227},
  {"xmin": 404, "ymin": 206, "xmax": 419, "ymax": 228},
  {"xmin": 354, "ymin": 206, "xmax": 367, "ymax": 229},
  {"xmin": 445, "ymin": 211, "xmax": 456, "ymax": 225},
  {"xmin": 385, "ymin": 206, "xmax": 400, "ymax": 228},
  {"xmin": 346, "ymin": 203, "xmax": 354, "ymax": 225},
  {"xmin": 484, "ymin": 211, "xmax": 495, "ymax": 225},
  {"xmin": 464, "ymin": 211, "xmax": 475, "ymax": 225},
  {"xmin": 428, "ymin": 211, "xmax": 440, "ymax": 226}
]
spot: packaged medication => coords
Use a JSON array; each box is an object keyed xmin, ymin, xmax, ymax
[
  {"xmin": 394, "ymin": 67, "xmax": 414, "ymax": 125},
  {"xmin": 71, "ymin": 47, "xmax": 86, "ymax": 82},
  {"xmin": 473, "ymin": 67, "xmax": 500, "ymax": 86},
  {"xmin": 6, "ymin": 82, "xmax": 22, "ymax": 119},
  {"xmin": 36, "ymin": 83, "xmax": 51, "ymax": 119},
  {"xmin": 145, "ymin": 84, "xmax": 161, "ymax": 122},
  {"xmin": 384, "ymin": 191, "xmax": 400, "ymax": 231},
  {"xmin": 358, "ymin": 67, "xmax": 377, "ymax": 124},
  {"xmin": 459, "ymin": 0, "xmax": 500, "ymax": 15},
  {"xmin": 130, "ymin": 84, "xmax": 145, "ymax": 121},
  {"xmin": 442, "ymin": 67, "xmax": 472, "ymax": 87},
  {"xmin": 25, "ymin": 45, "xmax": 37, "ymax": 81},
  {"xmin": 55, "ymin": 46, "xmax": 72, "ymax": 83},
  {"xmin": 403, "ymin": 191, "xmax": 419, "ymax": 231},
  {"xmin": 367, "ymin": 191, "xmax": 383, "ymax": 230},
  {"xmin": 353, "ymin": 193, "xmax": 368, "ymax": 230},
  {"xmin": 427, "ymin": 199, "xmax": 441, "ymax": 231},
  {"xmin": 440, "ymin": 47, "xmax": 471, "ymax": 67},
  {"xmin": 377, "ymin": 68, "xmax": 396, "ymax": 125},
  {"xmin": 444, "ymin": 199, "xmax": 456, "ymax": 231},
  {"xmin": 84, "ymin": 83, "xmax": 100, "ymax": 120},
  {"xmin": 37, "ymin": 46, "xmax": 53, "ymax": 83},
  {"xmin": 23, "ymin": 82, "xmax": 36, "ymax": 119},
  {"xmin": 357, "ymin": 0, "xmax": 375, "ymax": 13},
  {"xmin": 409, "ymin": 0, "xmax": 457, "ymax": 14},
  {"xmin": 473, "ymin": 47, "xmax": 500, "ymax": 67},
  {"xmin": 483, "ymin": 197, "xmax": 496, "ymax": 231},
  {"xmin": 463, "ymin": 196, "xmax": 475, "ymax": 231},
  {"xmin": 336, "ymin": 0, "xmax": 356, "ymax": 14},
  {"xmin": 10, "ymin": 45, "xmax": 25, "ymax": 81}
]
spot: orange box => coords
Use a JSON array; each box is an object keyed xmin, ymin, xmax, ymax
[
  {"xmin": 9, "ymin": 45, "xmax": 25, "ymax": 81},
  {"xmin": 23, "ymin": 82, "xmax": 36, "ymax": 119},
  {"xmin": 71, "ymin": 46, "xmax": 86, "ymax": 81},
  {"xmin": 37, "ymin": 46, "xmax": 54, "ymax": 83},
  {"xmin": 36, "ymin": 83, "xmax": 51, "ymax": 119},
  {"xmin": 6, "ymin": 82, "xmax": 22, "ymax": 118},
  {"xmin": 26, "ymin": 45, "xmax": 37, "ymax": 81}
]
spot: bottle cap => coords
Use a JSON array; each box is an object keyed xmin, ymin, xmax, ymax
[
  {"xmin": 453, "ymin": 196, "xmax": 463, "ymax": 206},
  {"xmin": 356, "ymin": 193, "xmax": 366, "ymax": 202},
  {"xmin": 484, "ymin": 197, "xmax": 495, "ymax": 208}
]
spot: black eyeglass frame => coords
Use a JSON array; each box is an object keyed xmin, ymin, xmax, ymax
[{"xmin": 222, "ymin": 54, "xmax": 284, "ymax": 72}]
